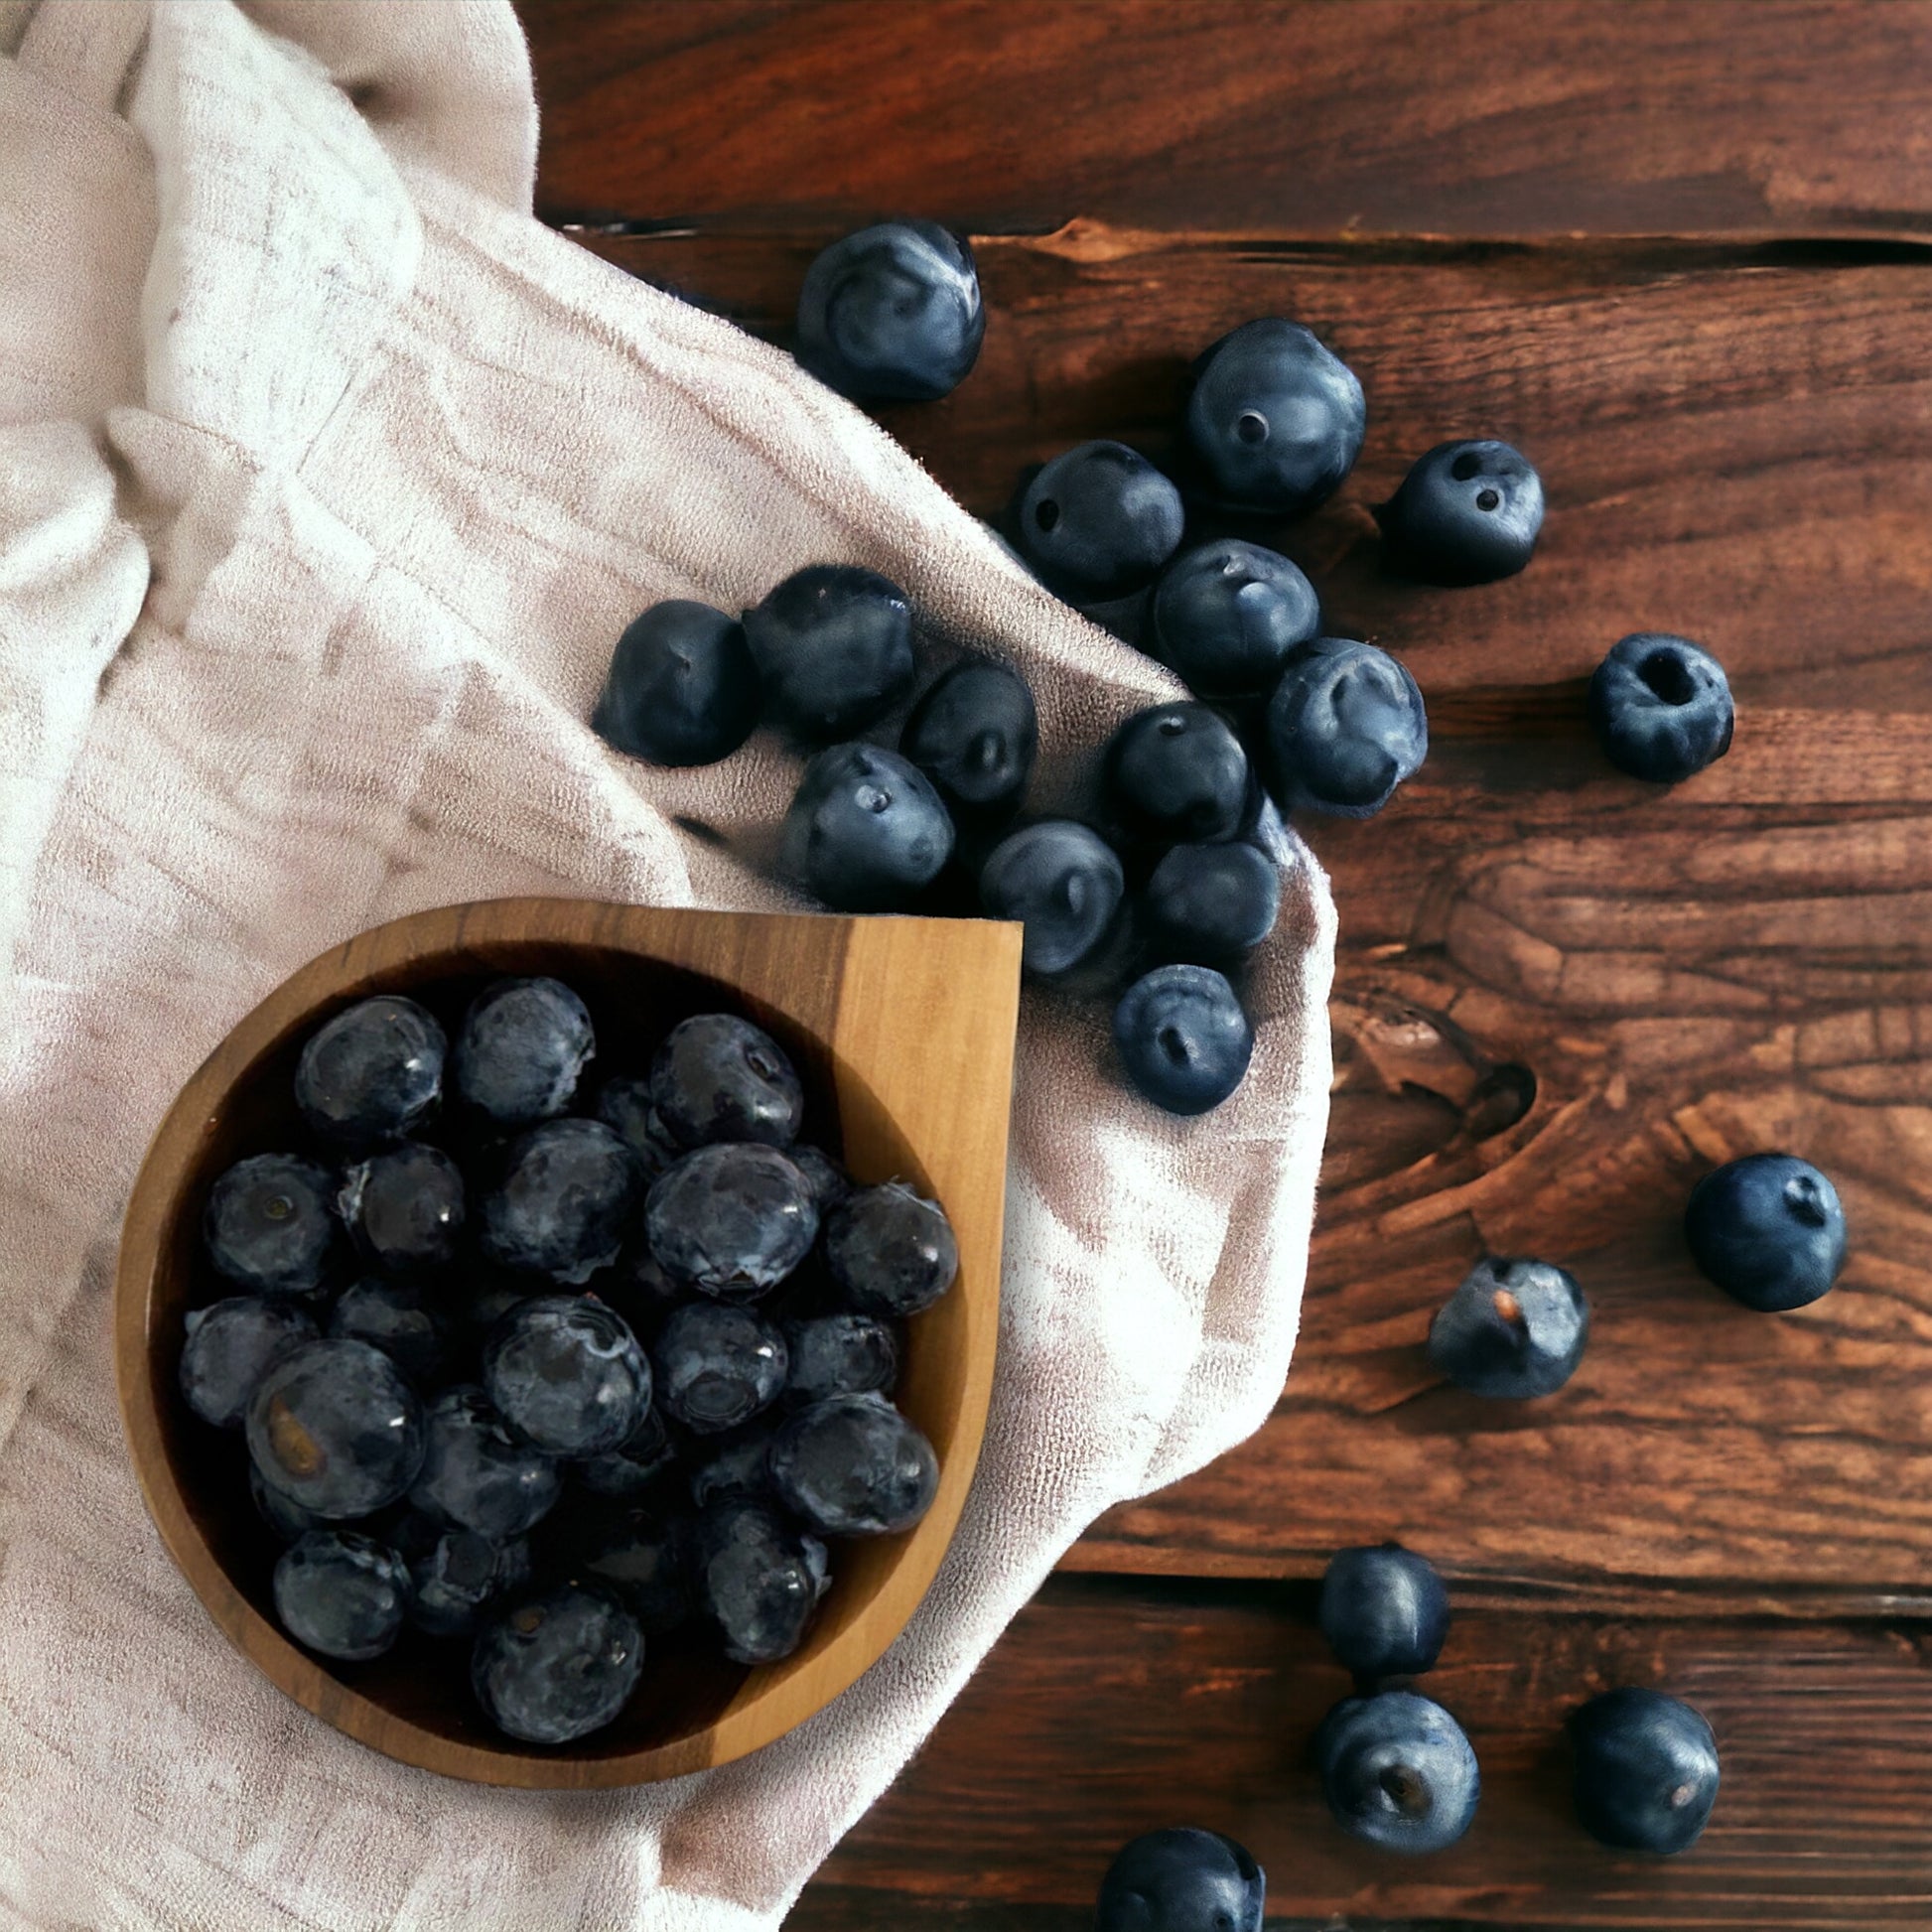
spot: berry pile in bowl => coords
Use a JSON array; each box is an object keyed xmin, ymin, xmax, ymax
[{"xmin": 114, "ymin": 898, "xmax": 1020, "ymax": 1788}]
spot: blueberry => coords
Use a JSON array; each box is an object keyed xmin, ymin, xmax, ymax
[
  {"xmin": 1316, "ymin": 1691, "xmax": 1480, "ymax": 1854},
  {"xmin": 246, "ymin": 1339, "xmax": 425, "ymax": 1520},
  {"xmin": 393, "ymin": 1515, "xmax": 530, "ymax": 1638},
  {"xmin": 1570, "ymin": 1688, "xmax": 1720, "ymax": 1855},
  {"xmin": 652, "ymin": 1303, "xmax": 788, "ymax": 1435},
  {"xmin": 1185, "ymin": 318, "xmax": 1365, "ymax": 517},
  {"xmin": 337, "ymin": 1142, "xmax": 464, "ymax": 1278},
  {"xmin": 272, "ymin": 1531, "xmax": 409, "ymax": 1661},
  {"xmin": 555, "ymin": 1508, "xmax": 694, "ymax": 1635},
  {"xmin": 480, "ymin": 1118, "xmax": 644, "ymax": 1285},
  {"xmin": 452, "ymin": 977, "xmax": 595, "ymax": 1127},
  {"xmin": 1685, "ymin": 1153, "xmax": 1846, "ymax": 1311},
  {"xmin": 781, "ymin": 742, "xmax": 956, "ymax": 911},
  {"xmin": 1101, "ymin": 703, "xmax": 1252, "ymax": 845},
  {"xmin": 979, "ymin": 820, "xmax": 1125, "ymax": 978},
  {"xmin": 204, "ymin": 1153, "xmax": 341, "ymax": 1298},
  {"xmin": 179, "ymin": 1297, "xmax": 318, "ymax": 1430},
  {"xmin": 591, "ymin": 599, "xmax": 760, "ymax": 766},
  {"xmin": 649, "ymin": 1014, "xmax": 803, "ymax": 1151},
  {"xmin": 1265, "ymin": 636, "xmax": 1428, "ymax": 818},
  {"xmin": 768, "ymin": 1393, "xmax": 938, "ymax": 1538},
  {"xmin": 784, "ymin": 1312, "xmax": 900, "ymax": 1407},
  {"xmin": 251, "ymin": 1461, "xmax": 328, "ymax": 1542},
  {"xmin": 1143, "ymin": 841, "xmax": 1279, "ymax": 961},
  {"xmin": 794, "ymin": 219, "xmax": 984, "ymax": 403},
  {"xmin": 1587, "ymin": 632, "xmax": 1733, "ymax": 784},
  {"xmin": 409, "ymin": 1384, "xmax": 562, "ymax": 1540},
  {"xmin": 1150, "ymin": 539, "xmax": 1320, "ymax": 697},
  {"xmin": 899, "ymin": 658, "xmax": 1038, "ymax": 825},
  {"xmin": 688, "ymin": 1419, "xmax": 781, "ymax": 1508},
  {"xmin": 745, "ymin": 564, "xmax": 916, "ymax": 742},
  {"xmin": 472, "ymin": 1586, "xmax": 643, "ymax": 1744},
  {"xmin": 695, "ymin": 1501, "xmax": 831, "ymax": 1665},
  {"xmin": 1010, "ymin": 441, "xmax": 1184, "ymax": 603},
  {"xmin": 1376, "ymin": 439, "xmax": 1544, "ymax": 586},
  {"xmin": 592, "ymin": 1075, "xmax": 681, "ymax": 1179},
  {"xmin": 823, "ymin": 1182, "xmax": 958, "ymax": 1318},
  {"xmin": 294, "ymin": 996, "xmax": 446, "ymax": 1150},
  {"xmin": 1319, "ymin": 1544, "xmax": 1450, "ymax": 1682},
  {"xmin": 328, "ymin": 1277, "xmax": 452, "ymax": 1386},
  {"xmin": 1427, "ymin": 1256, "xmax": 1588, "ymax": 1399},
  {"xmin": 576, "ymin": 1402, "xmax": 681, "ymax": 1499},
  {"xmin": 587, "ymin": 1245, "xmax": 689, "ymax": 1344},
  {"xmin": 646, "ymin": 1143, "xmax": 819, "ymax": 1301},
  {"xmin": 787, "ymin": 1145, "xmax": 852, "ymax": 1216},
  {"xmin": 1113, "ymin": 965, "xmax": 1253, "ymax": 1117},
  {"xmin": 483, "ymin": 1294, "xmax": 650, "ymax": 1456},
  {"xmin": 1094, "ymin": 1828, "xmax": 1265, "ymax": 1932},
  {"xmin": 464, "ymin": 1270, "xmax": 538, "ymax": 1342}
]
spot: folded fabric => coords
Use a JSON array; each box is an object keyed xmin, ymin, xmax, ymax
[{"xmin": 0, "ymin": 3, "xmax": 1334, "ymax": 1925}]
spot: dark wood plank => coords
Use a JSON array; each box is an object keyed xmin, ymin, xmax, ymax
[{"xmin": 521, "ymin": 1, "xmax": 1932, "ymax": 240}]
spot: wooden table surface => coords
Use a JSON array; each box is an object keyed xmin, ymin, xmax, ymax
[{"xmin": 517, "ymin": 5, "xmax": 1932, "ymax": 1923}]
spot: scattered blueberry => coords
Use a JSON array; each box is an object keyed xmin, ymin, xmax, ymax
[
  {"xmin": 1185, "ymin": 318, "xmax": 1365, "ymax": 517},
  {"xmin": 688, "ymin": 1420, "xmax": 781, "ymax": 1508},
  {"xmin": 1101, "ymin": 702, "xmax": 1252, "ymax": 845},
  {"xmin": 899, "ymin": 658, "xmax": 1038, "ymax": 825},
  {"xmin": 273, "ymin": 1531, "xmax": 409, "ymax": 1662},
  {"xmin": 1011, "ymin": 441, "xmax": 1185, "ymax": 603},
  {"xmin": 204, "ymin": 1153, "xmax": 341, "ymax": 1299},
  {"xmin": 695, "ymin": 1501, "xmax": 831, "ymax": 1665},
  {"xmin": 794, "ymin": 219, "xmax": 984, "ymax": 403},
  {"xmin": 780, "ymin": 742, "xmax": 956, "ymax": 910},
  {"xmin": 479, "ymin": 1118, "xmax": 644, "ymax": 1284},
  {"xmin": 650, "ymin": 1014, "xmax": 803, "ymax": 1151},
  {"xmin": 337, "ymin": 1141, "xmax": 464, "ymax": 1277},
  {"xmin": 786, "ymin": 1145, "xmax": 852, "ymax": 1217},
  {"xmin": 1427, "ymin": 1256, "xmax": 1588, "ymax": 1399},
  {"xmin": 1587, "ymin": 632, "xmax": 1733, "ymax": 784},
  {"xmin": 1377, "ymin": 440, "xmax": 1545, "ymax": 585},
  {"xmin": 1319, "ymin": 1544, "xmax": 1450, "ymax": 1681},
  {"xmin": 647, "ymin": 1143, "xmax": 819, "ymax": 1301},
  {"xmin": 251, "ymin": 1461, "xmax": 327, "ymax": 1542},
  {"xmin": 328, "ymin": 1277, "xmax": 452, "ymax": 1386},
  {"xmin": 979, "ymin": 820, "xmax": 1125, "ymax": 978},
  {"xmin": 652, "ymin": 1303, "xmax": 788, "ymax": 1434},
  {"xmin": 1316, "ymin": 1691, "xmax": 1480, "ymax": 1854},
  {"xmin": 745, "ymin": 564, "xmax": 916, "ymax": 742},
  {"xmin": 784, "ymin": 1312, "xmax": 900, "ymax": 1407},
  {"xmin": 483, "ymin": 1294, "xmax": 650, "ymax": 1456},
  {"xmin": 1144, "ymin": 841, "xmax": 1280, "ymax": 961},
  {"xmin": 180, "ymin": 1297, "xmax": 318, "ymax": 1430},
  {"xmin": 1570, "ymin": 1688, "xmax": 1720, "ymax": 1856},
  {"xmin": 769, "ymin": 1393, "xmax": 939, "ymax": 1537},
  {"xmin": 294, "ymin": 995, "xmax": 446, "ymax": 1150},
  {"xmin": 1685, "ymin": 1153, "xmax": 1846, "ymax": 1311},
  {"xmin": 592, "ymin": 599, "xmax": 761, "ymax": 765},
  {"xmin": 1150, "ymin": 539, "xmax": 1320, "ymax": 696},
  {"xmin": 1266, "ymin": 636, "xmax": 1428, "ymax": 818},
  {"xmin": 1094, "ymin": 1828, "xmax": 1266, "ymax": 1932},
  {"xmin": 556, "ymin": 1509, "xmax": 694, "ymax": 1635},
  {"xmin": 1113, "ymin": 965, "xmax": 1253, "ymax": 1117},
  {"xmin": 410, "ymin": 1384, "xmax": 562, "ymax": 1541},
  {"xmin": 246, "ymin": 1339, "xmax": 425, "ymax": 1520},
  {"xmin": 452, "ymin": 978, "xmax": 596, "ymax": 1127},
  {"xmin": 472, "ymin": 1586, "xmax": 643, "ymax": 1744},
  {"xmin": 823, "ymin": 1182, "xmax": 959, "ymax": 1318},
  {"xmin": 593, "ymin": 1074, "xmax": 681, "ymax": 1179},
  {"xmin": 577, "ymin": 1402, "xmax": 681, "ymax": 1499},
  {"xmin": 394, "ymin": 1515, "xmax": 530, "ymax": 1638}
]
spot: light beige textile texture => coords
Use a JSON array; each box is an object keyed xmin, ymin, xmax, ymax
[{"xmin": 0, "ymin": 2, "xmax": 1334, "ymax": 1925}]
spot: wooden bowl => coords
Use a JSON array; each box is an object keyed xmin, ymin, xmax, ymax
[{"xmin": 114, "ymin": 898, "xmax": 1022, "ymax": 1788}]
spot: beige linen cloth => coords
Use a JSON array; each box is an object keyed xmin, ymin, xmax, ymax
[{"xmin": 0, "ymin": 2, "xmax": 1334, "ymax": 1925}]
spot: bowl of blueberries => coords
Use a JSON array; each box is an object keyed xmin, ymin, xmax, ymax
[{"xmin": 113, "ymin": 896, "xmax": 1021, "ymax": 1786}]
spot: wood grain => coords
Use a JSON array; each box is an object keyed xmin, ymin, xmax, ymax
[{"xmin": 113, "ymin": 898, "xmax": 1021, "ymax": 1788}]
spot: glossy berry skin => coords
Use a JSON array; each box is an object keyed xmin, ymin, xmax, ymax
[
  {"xmin": 204, "ymin": 1154, "xmax": 341, "ymax": 1299},
  {"xmin": 273, "ymin": 1531, "xmax": 409, "ymax": 1662},
  {"xmin": 409, "ymin": 1385, "xmax": 562, "ymax": 1540},
  {"xmin": 179, "ymin": 1297, "xmax": 318, "ymax": 1430},
  {"xmin": 1317, "ymin": 1692, "xmax": 1480, "ymax": 1854},
  {"xmin": 781, "ymin": 742, "xmax": 956, "ymax": 912},
  {"xmin": 337, "ymin": 1141, "xmax": 464, "ymax": 1277},
  {"xmin": 592, "ymin": 1075, "xmax": 680, "ymax": 1179},
  {"xmin": 1570, "ymin": 1688, "xmax": 1721, "ymax": 1855},
  {"xmin": 394, "ymin": 1516, "xmax": 530, "ymax": 1638},
  {"xmin": 483, "ymin": 1295, "xmax": 650, "ymax": 1456},
  {"xmin": 251, "ymin": 1461, "xmax": 327, "ymax": 1542},
  {"xmin": 794, "ymin": 219, "xmax": 984, "ymax": 403},
  {"xmin": 980, "ymin": 820, "xmax": 1125, "ymax": 978},
  {"xmin": 246, "ymin": 1339, "xmax": 426, "ymax": 1520},
  {"xmin": 1185, "ymin": 318, "xmax": 1366, "ymax": 517},
  {"xmin": 576, "ymin": 1402, "xmax": 681, "ymax": 1499},
  {"xmin": 784, "ymin": 1312, "xmax": 900, "ymax": 1407},
  {"xmin": 650, "ymin": 1014, "xmax": 803, "ymax": 1151},
  {"xmin": 1685, "ymin": 1153, "xmax": 1846, "ymax": 1311},
  {"xmin": 555, "ymin": 1508, "xmax": 694, "ymax": 1635},
  {"xmin": 294, "ymin": 995, "xmax": 446, "ymax": 1150},
  {"xmin": 1102, "ymin": 703, "xmax": 1253, "ymax": 845},
  {"xmin": 1428, "ymin": 1256, "xmax": 1588, "ymax": 1399},
  {"xmin": 647, "ymin": 1144, "xmax": 819, "ymax": 1300},
  {"xmin": 1012, "ymin": 441, "xmax": 1185, "ymax": 603},
  {"xmin": 787, "ymin": 1146, "xmax": 852, "ymax": 1216},
  {"xmin": 653, "ymin": 1303, "xmax": 788, "ymax": 1435},
  {"xmin": 472, "ymin": 1586, "xmax": 643, "ymax": 1744},
  {"xmin": 480, "ymin": 1118, "xmax": 644, "ymax": 1285},
  {"xmin": 1113, "ymin": 965, "xmax": 1254, "ymax": 1117},
  {"xmin": 824, "ymin": 1183, "xmax": 959, "ymax": 1318},
  {"xmin": 688, "ymin": 1421, "xmax": 781, "ymax": 1509},
  {"xmin": 1376, "ymin": 440, "xmax": 1545, "ymax": 586},
  {"xmin": 1587, "ymin": 632, "xmax": 1733, "ymax": 784},
  {"xmin": 769, "ymin": 1393, "xmax": 939, "ymax": 1537},
  {"xmin": 592, "ymin": 599, "xmax": 760, "ymax": 766},
  {"xmin": 1144, "ymin": 842, "xmax": 1280, "ymax": 962},
  {"xmin": 452, "ymin": 978, "xmax": 596, "ymax": 1127},
  {"xmin": 696, "ymin": 1501, "xmax": 831, "ymax": 1665},
  {"xmin": 1094, "ymin": 1828, "xmax": 1266, "ymax": 1932},
  {"xmin": 1151, "ymin": 539, "xmax": 1320, "ymax": 697},
  {"xmin": 328, "ymin": 1277, "xmax": 452, "ymax": 1387},
  {"xmin": 1266, "ymin": 637, "xmax": 1428, "ymax": 818},
  {"xmin": 899, "ymin": 659, "xmax": 1038, "ymax": 825},
  {"xmin": 745, "ymin": 564, "xmax": 916, "ymax": 742},
  {"xmin": 1319, "ymin": 1545, "xmax": 1450, "ymax": 1681}
]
